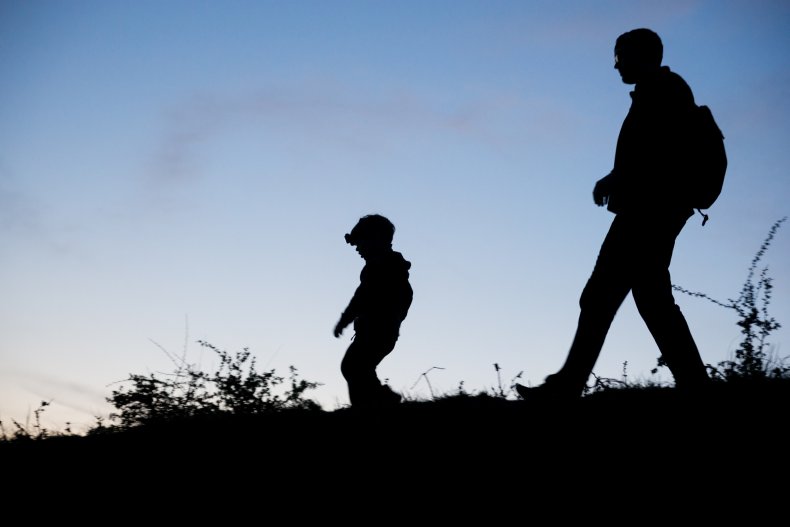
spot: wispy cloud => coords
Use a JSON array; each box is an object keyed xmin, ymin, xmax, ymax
[
  {"xmin": 0, "ymin": 163, "xmax": 86, "ymax": 258},
  {"xmin": 152, "ymin": 93, "xmax": 232, "ymax": 183},
  {"xmin": 13, "ymin": 370, "xmax": 110, "ymax": 417},
  {"xmin": 146, "ymin": 83, "xmax": 581, "ymax": 188},
  {"xmin": 0, "ymin": 163, "xmax": 39, "ymax": 238},
  {"xmin": 471, "ymin": 0, "xmax": 701, "ymax": 53}
]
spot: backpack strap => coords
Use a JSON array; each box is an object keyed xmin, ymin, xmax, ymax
[{"xmin": 696, "ymin": 208, "xmax": 709, "ymax": 226}]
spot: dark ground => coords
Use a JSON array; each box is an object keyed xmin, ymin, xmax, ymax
[{"xmin": 4, "ymin": 381, "xmax": 788, "ymax": 517}]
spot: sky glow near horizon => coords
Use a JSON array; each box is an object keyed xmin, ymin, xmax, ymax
[{"xmin": 1, "ymin": 0, "xmax": 789, "ymax": 432}]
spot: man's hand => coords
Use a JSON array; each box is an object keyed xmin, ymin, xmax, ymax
[{"xmin": 593, "ymin": 173, "xmax": 614, "ymax": 206}]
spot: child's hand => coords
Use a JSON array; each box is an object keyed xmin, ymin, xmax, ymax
[
  {"xmin": 334, "ymin": 312, "xmax": 353, "ymax": 338},
  {"xmin": 333, "ymin": 320, "xmax": 346, "ymax": 338}
]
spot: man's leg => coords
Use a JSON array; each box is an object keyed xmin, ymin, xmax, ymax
[
  {"xmin": 527, "ymin": 216, "xmax": 632, "ymax": 397},
  {"xmin": 557, "ymin": 235, "xmax": 632, "ymax": 393},
  {"xmin": 631, "ymin": 215, "xmax": 709, "ymax": 389}
]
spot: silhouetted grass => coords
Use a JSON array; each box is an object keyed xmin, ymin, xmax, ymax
[
  {"xmin": 5, "ymin": 378, "xmax": 788, "ymax": 455},
  {"xmin": 4, "ymin": 376, "xmax": 788, "ymax": 520}
]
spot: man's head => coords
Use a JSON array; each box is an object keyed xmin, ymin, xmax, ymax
[
  {"xmin": 345, "ymin": 214, "xmax": 395, "ymax": 259},
  {"xmin": 614, "ymin": 28, "xmax": 663, "ymax": 84}
]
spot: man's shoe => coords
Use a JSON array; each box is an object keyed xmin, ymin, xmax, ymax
[
  {"xmin": 379, "ymin": 385, "xmax": 402, "ymax": 406},
  {"xmin": 515, "ymin": 381, "xmax": 579, "ymax": 402},
  {"xmin": 515, "ymin": 382, "xmax": 549, "ymax": 400}
]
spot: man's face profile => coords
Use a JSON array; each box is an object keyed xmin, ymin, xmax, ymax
[{"xmin": 614, "ymin": 47, "xmax": 639, "ymax": 84}]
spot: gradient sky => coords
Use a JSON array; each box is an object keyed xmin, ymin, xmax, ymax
[{"xmin": 1, "ymin": 0, "xmax": 788, "ymax": 433}]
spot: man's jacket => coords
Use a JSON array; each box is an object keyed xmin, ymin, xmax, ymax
[{"xmin": 607, "ymin": 66, "xmax": 697, "ymax": 215}]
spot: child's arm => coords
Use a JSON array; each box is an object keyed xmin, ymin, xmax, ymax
[
  {"xmin": 333, "ymin": 285, "xmax": 363, "ymax": 338},
  {"xmin": 333, "ymin": 309, "xmax": 354, "ymax": 338}
]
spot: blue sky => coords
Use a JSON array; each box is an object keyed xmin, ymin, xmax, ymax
[{"xmin": 1, "ymin": 0, "xmax": 788, "ymax": 432}]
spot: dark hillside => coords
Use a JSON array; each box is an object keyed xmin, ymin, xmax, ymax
[
  {"xmin": 4, "ymin": 381, "xmax": 788, "ymax": 519},
  {"xmin": 6, "ymin": 381, "xmax": 788, "ymax": 469}
]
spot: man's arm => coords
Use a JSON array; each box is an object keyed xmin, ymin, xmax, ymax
[{"xmin": 593, "ymin": 171, "xmax": 619, "ymax": 206}]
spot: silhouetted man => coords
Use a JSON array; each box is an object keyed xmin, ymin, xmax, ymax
[
  {"xmin": 334, "ymin": 214, "xmax": 413, "ymax": 408},
  {"xmin": 517, "ymin": 28, "xmax": 710, "ymax": 400}
]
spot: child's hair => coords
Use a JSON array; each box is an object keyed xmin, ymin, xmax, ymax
[{"xmin": 345, "ymin": 214, "xmax": 395, "ymax": 245}]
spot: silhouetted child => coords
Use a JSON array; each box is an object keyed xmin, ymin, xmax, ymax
[{"xmin": 334, "ymin": 214, "xmax": 413, "ymax": 408}]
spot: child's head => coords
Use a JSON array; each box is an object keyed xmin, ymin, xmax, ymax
[{"xmin": 345, "ymin": 214, "xmax": 395, "ymax": 256}]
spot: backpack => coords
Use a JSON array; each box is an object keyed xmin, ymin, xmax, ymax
[{"xmin": 687, "ymin": 104, "xmax": 727, "ymax": 225}]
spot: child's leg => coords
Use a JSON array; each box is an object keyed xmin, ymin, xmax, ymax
[{"xmin": 341, "ymin": 333, "xmax": 397, "ymax": 406}]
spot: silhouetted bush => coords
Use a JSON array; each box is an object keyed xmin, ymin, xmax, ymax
[
  {"xmin": 672, "ymin": 216, "xmax": 788, "ymax": 381},
  {"xmin": 106, "ymin": 340, "xmax": 321, "ymax": 429}
]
